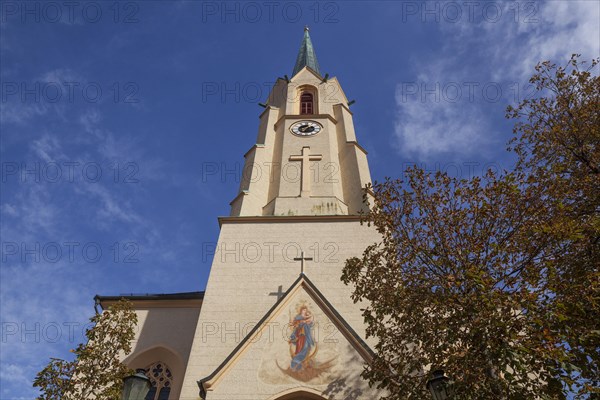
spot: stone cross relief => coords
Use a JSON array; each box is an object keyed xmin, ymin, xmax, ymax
[
  {"xmin": 289, "ymin": 146, "xmax": 322, "ymax": 197},
  {"xmin": 268, "ymin": 285, "xmax": 285, "ymax": 301}
]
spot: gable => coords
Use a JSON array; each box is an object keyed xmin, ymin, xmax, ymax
[{"xmin": 198, "ymin": 275, "xmax": 379, "ymax": 399}]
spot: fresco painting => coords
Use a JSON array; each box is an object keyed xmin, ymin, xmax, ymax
[
  {"xmin": 258, "ymin": 296, "xmax": 339, "ymax": 385},
  {"xmin": 289, "ymin": 304, "xmax": 316, "ymax": 371}
]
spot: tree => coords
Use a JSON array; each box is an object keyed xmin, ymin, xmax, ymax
[
  {"xmin": 507, "ymin": 55, "xmax": 599, "ymax": 396},
  {"xmin": 342, "ymin": 56, "xmax": 599, "ymax": 399},
  {"xmin": 33, "ymin": 299, "xmax": 137, "ymax": 400}
]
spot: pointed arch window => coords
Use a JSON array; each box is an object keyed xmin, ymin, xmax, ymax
[
  {"xmin": 144, "ymin": 362, "xmax": 173, "ymax": 400},
  {"xmin": 300, "ymin": 92, "xmax": 314, "ymax": 115}
]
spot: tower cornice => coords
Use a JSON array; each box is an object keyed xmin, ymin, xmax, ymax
[{"xmin": 217, "ymin": 214, "xmax": 365, "ymax": 228}]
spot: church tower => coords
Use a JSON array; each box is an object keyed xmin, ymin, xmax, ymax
[
  {"xmin": 228, "ymin": 27, "xmax": 372, "ymax": 218},
  {"xmin": 98, "ymin": 28, "xmax": 385, "ymax": 400},
  {"xmin": 179, "ymin": 27, "xmax": 383, "ymax": 399}
]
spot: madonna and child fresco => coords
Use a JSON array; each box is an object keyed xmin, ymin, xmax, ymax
[
  {"xmin": 256, "ymin": 300, "xmax": 339, "ymax": 384},
  {"xmin": 289, "ymin": 304, "xmax": 316, "ymax": 371}
]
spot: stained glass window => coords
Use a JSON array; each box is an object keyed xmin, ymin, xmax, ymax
[{"xmin": 143, "ymin": 362, "xmax": 173, "ymax": 400}]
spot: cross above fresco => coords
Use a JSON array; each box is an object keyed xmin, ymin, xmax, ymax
[{"xmin": 294, "ymin": 251, "xmax": 313, "ymax": 275}]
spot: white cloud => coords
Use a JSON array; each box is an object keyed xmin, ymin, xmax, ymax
[
  {"xmin": 0, "ymin": 69, "xmax": 84, "ymax": 126},
  {"xmin": 394, "ymin": 1, "xmax": 600, "ymax": 160},
  {"xmin": 0, "ymin": 102, "xmax": 48, "ymax": 125},
  {"xmin": 78, "ymin": 108, "xmax": 167, "ymax": 181},
  {"xmin": 0, "ymin": 67, "xmax": 172, "ymax": 398},
  {"xmin": 0, "ymin": 363, "xmax": 41, "ymax": 399},
  {"xmin": 4, "ymin": 185, "xmax": 61, "ymax": 240},
  {"xmin": 394, "ymin": 96, "xmax": 491, "ymax": 159},
  {"xmin": 477, "ymin": 1, "xmax": 600, "ymax": 80},
  {"xmin": 0, "ymin": 363, "xmax": 32, "ymax": 386},
  {"xmin": 79, "ymin": 108, "xmax": 103, "ymax": 139},
  {"xmin": 41, "ymin": 69, "xmax": 82, "ymax": 84},
  {"xmin": 30, "ymin": 134, "xmax": 64, "ymax": 163},
  {"xmin": 76, "ymin": 182, "xmax": 145, "ymax": 228},
  {"xmin": 1, "ymin": 203, "xmax": 19, "ymax": 217}
]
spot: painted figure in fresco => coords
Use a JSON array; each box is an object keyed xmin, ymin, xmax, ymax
[{"xmin": 289, "ymin": 305, "xmax": 315, "ymax": 371}]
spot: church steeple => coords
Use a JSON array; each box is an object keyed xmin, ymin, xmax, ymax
[
  {"xmin": 229, "ymin": 29, "xmax": 372, "ymax": 217},
  {"xmin": 292, "ymin": 26, "xmax": 321, "ymax": 77}
]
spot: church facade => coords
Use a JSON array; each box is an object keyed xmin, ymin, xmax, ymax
[{"xmin": 96, "ymin": 28, "xmax": 386, "ymax": 400}]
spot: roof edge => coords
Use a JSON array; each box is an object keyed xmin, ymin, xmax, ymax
[{"xmin": 95, "ymin": 291, "xmax": 205, "ymax": 303}]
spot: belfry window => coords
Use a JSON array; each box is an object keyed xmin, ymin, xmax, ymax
[
  {"xmin": 300, "ymin": 92, "xmax": 314, "ymax": 115},
  {"xmin": 144, "ymin": 362, "xmax": 173, "ymax": 400}
]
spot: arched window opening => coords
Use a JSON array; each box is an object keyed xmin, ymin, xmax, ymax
[
  {"xmin": 144, "ymin": 362, "xmax": 173, "ymax": 400},
  {"xmin": 271, "ymin": 390, "xmax": 327, "ymax": 400},
  {"xmin": 300, "ymin": 92, "xmax": 314, "ymax": 115}
]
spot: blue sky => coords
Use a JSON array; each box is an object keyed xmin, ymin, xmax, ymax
[{"xmin": 1, "ymin": 1, "xmax": 598, "ymax": 398}]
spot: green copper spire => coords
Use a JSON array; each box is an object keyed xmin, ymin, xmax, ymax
[{"xmin": 292, "ymin": 26, "xmax": 321, "ymax": 77}]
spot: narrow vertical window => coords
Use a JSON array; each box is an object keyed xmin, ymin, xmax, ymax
[{"xmin": 300, "ymin": 92, "xmax": 313, "ymax": 115}]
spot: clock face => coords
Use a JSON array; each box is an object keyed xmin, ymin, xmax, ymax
[{"xmin": 290, "ymin": 120, "xmax": 322, "ymax": 137}]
